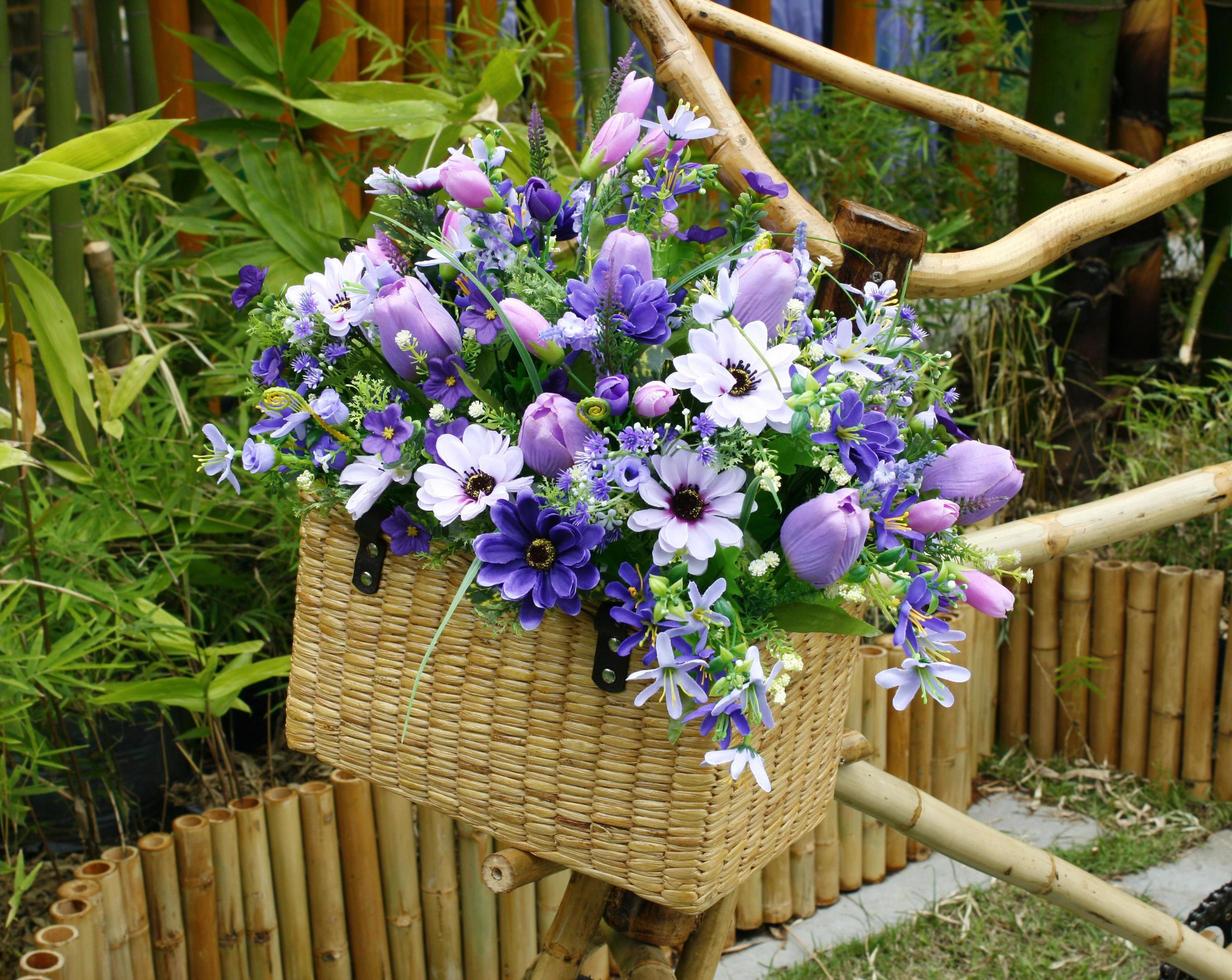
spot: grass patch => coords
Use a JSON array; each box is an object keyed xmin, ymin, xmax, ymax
[{"xmin": 768, "ymin": 747, "xmax": 1232, "ymax": 979}]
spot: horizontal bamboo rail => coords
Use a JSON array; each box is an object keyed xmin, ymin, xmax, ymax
[{"xmin": 834, "ymin": 761, "xmax": 1232, "ymax": 979}]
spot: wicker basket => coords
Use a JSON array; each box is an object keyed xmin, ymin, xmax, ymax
[{"xmin": 286, "ymin": 507, "xmax": 859, "ymax": 913}]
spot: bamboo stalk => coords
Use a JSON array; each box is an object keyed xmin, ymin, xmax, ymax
[
  {"xmin": 171, "ymin": 816, "xmax": 222, "ymax": 980},
  {"xmin": 373, "ymin": 787, "xmax": 427, "ymax": 980},
  {"xmin": 998, "ymin": 579, "xmax": 1032, "ymax": 746},
  {"xmin": 1148, "ymin": 566, "xmax": 1193, "ymax": 784},
  {"xmin": 972, "ymin": 585, "xmax": 1000, "ymax": 763},
  {"xmin": 18, "ymin": 950, "xmax": 65, "ymax": 977},
  {"xmin": 34, "ymin": 925, "xmax": 81, "ymax": 980},
  {"xmin": 601, "ymin": 924, "xmax": 673, "ymax": 980},
  {"xmin": 94, "ymin": 0, "xmax": 131, "ymax": 118},
  {"xmin": 675, "ymin": 892, "xmax": 738, "ymax": 980},
  {"xmin": 84, "ymin": 242, "xmax": 131, "ymax": 367},
  {"xmin": 838, "ymin": 658, "xmax": 864, "ymax": 892},
  {"xmin": 317, "ymin": 0, "xmax": 361, "ymax": 215},
  {"xmin": 760, "ymin": 851, "xmax": 792, "ymax": 924},
  {"xmin": 0, "ymin": 0, "xmax": 18, "ymax": 255},
  {"xmin": 482, "ymin": 849, "xmax": 563, "ymax": 894},
  {"xmin": 581, "ymin": 945, "xmax": 610, "ymax": 979},
  {"xmin": 730, "ymin": 1, "xmax": 773, "ymax": 107},
  {"xmin": 457, "ymin": 821, "xmax": 499, "ymax": 980},
  {"xmin": 734, "ymin": 871, "xmax": 762, "ymax": 930},
  {"xmin": 203, "ymin": 809, "xmax": 250, "ymax": 980},
  {"xmin": 49, "ymin": 900, "xmax": 102, "ymax": 980},
  {"xmin": 833, "ymin": 0, "xmax": 877, "ymax": 65},
  {"xmin": 535, "ymin": 871, "xmax": 570, "ymax": 942},
  {"xmin": 1089, "ymin": 560, "xmax": 1129, "ymax": 766},
  {"xmin": 1182, "ymin": 570, "xmax": 1225, "ymax": 797},
  {"xmin": 262, "ymin": 788, "xmax": 313, "ymax": 979},
  {"xmin": 138, "ymin": 833, "xmax": 188, "ymax": 980},
  {"xmin": 789, "ymin": 830, "xmax": 816, "ymax": 918},
  {"xmin": 535, "ymin": 0, "xmax": 577, "ymax": 149},
  {"xmin": 861, "ymin": 645, "xmax": 888, "ymax": 883},
  {"xmin": 1122, "ymin": 562, "xmax": 1161, "ymax": 776},
  {"xmin": 229, "ymin": 797, "xmax": 284, "ymax": 980},
  {"xmin": 528, "ymin": 873, "xmax": 611, "ymax": 980},
  {"xmin": 813, "ymin": 806, "xmax": 840, "ymax": 907},
  {"xmin": 932, "ymin": 608, "xmax": 973, "ymax": 810},
  {"xmin": 360, "ymin": 0, "xmax": 404, "ymax": 78},
  {"xmin": 418, "ymin": 806, "xmax": 463, "ymax": 980},
  {"xmin": 297, "ymin": 782, "xmax": 351, "ymax": 977},
  {"xmin": 100, "ymin": 845, "xmax": 154, "ymax": 980},
  {"xmin": 329, "ymin": 771, "xmax": 392, "ymax": 978},
  {"xmin": 1057, "ymin": 553, "xmax": 1095, "ymax": 758},
  {"xmin": 498, "ymin": 852, "xmax": 538, "ymax": 980},
  {"xmin": 907, "ymin": 697, "xmax": 934, "ymax": 861},
  {"xmin": 576, "ymin": 0, "xmax": 611, "ymax": 124},
  {"xmin": 1029, "ymin": 560, "xmax": 1062, "ymax": 760},
  {"xmin": 885, "ymin": 695, "xmax": 911, "ymax": 872},
  {"xmin": 70, "ymin": 863, "xmax": 125, "ymax": 980},
  {"xmin": 1217, "ymin": 589, "xmax": 1232, "ymax": 799},
  {"xmin": 837, "ymin": 760, "xmax": 1232, "ymax": 978},
  {"xmin": 147, "ymin": 0, "xmax": 197, "ymax": 127}
]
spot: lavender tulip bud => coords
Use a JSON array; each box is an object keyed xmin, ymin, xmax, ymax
[
  {"xmin": 373, "ymin": 277, "xmax": 461, "ymax": 378},
  {"xmin": 242, "ymin": 438, "xmax": 276, "ymax": 474},
  {"xmin": 595, "ymin": 374, "xmax": 630, "ymax": 415},
  {"xmin": 781, "ymin": 489, "xmax": 871, "ymax": 587},
  {"xmin": 907, "ymin": 497, "xmax": 961, "ymax": 533},
  {"xmin": 440, "ymin": 156, "xmax": 503, "ymax": 211},
  {"xmin": 519, "ymin": 392, "xmax": 593, "ymax": 476},
  {"xmin": 920, "ymin": 441, "xmax": 1024, "ymax": 524},
  {"xmin": 732, "ymin": 249, "xmax": 799, "ymax": 337},
  {"xmin": 579, "ymin": 112, "xmax": 642, "ymax": 179},
  {"xmin": 616, "ymin": 73, "xmax": 654, "ymax": 116},
  {"xmin": 522, "ymin": 176, "xmax": 562, "ymax": 222},
  {"xmin": 631, "ymin": 381, "xmax": 678, "ymax": 417},
  {"xmin": 626, "ymin": 125, "xmax": 671, "ymax": 169},
  {"xmin": 960, "ymin": 569, "xmax": 1015, "ymax": 618},
  {"xmin": 499, "ymin": 297, "xmax": 564, "ymax": 364},
  {"xmin": 594, "ymin": 229, "xmax": 654, "ymax": 303}
]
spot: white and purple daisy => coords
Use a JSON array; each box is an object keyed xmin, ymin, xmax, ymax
[
  {"xmin": 287, "ymin": 252, "xmax": 377, "ymax": 338},
  {"xmin": 703, "ymin": 744, "xmax": 771, "ymax": 792},
  {"xmin": 413, "ymin": 423, "xmax": 533, "ymax": 525},
  {"xmin": 197, "ymin": 424, "xmax": 240, "ymax": 494},
  {"xmin": 628, "ymin": 633, "xmax": 709, "ymax": 719}
]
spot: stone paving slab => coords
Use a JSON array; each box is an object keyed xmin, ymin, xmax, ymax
[{"xmin": 1117, "ymin": 830, "xmax": 1232, "ymax": 920}]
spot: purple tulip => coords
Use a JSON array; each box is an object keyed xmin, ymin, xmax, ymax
[
  {"xmin": 250, "ymin": 346, "xmax": 283, "ymax": 385},
  {"xmin": 579, "ymin": 111, "xmax": 641, "ymax": 179},
  {"xmin": 522, "ymin": 176, "xmax": 562, "ymax": 222},
  {"xmin": 594, "ymin": 229, "xmax": 654, "ymax": 303},
  {"xmin": 595, "ymin": 374, "xmax": 630, "ymax": 415},
  {"xmin": 519, "ymin": 392, "xmax": 593, "ymax": 476},
  {"xmin": 440, "ymin": 155, "xmax": 502, "ymax": 211},
  {"xmin": 616, "ymin": 72, "xmax": 654, "ymax": 116},
  {"xmin": 232, "ymin": 264, "xmax": 268, "ymax": 309},
  {"xmin": 781, "ymin": 489, "xmax": 871, "ymax": 587},
  {"xmin": 627, "ymin": 125, "xmax": 671, "ymax": 168},
  {"xmin": 372, "ymin": 277, "xmax": 461, "ymax": 379},
  {"xmin": 907, "ymin": 498, "xmax": 961, "ymax": 533},
  {"xmin": 920, "ymin": 441, "xmax": 1024, "ymax": 524},
  {"xmin": 631, "ymin": 381, "xmax": 678, "ymax": 418},
  {"xmin": 960, "ymin": 569, "xmax": 1015, "ymax": 618},
  {"xmin": 241, "ymin": 438, "xmax": 276, "ymax": 474},
  {"xmin": 732, "ymin": 250, "xmax": 799, "ymax": 336},
  {"xmin": 499, "ymin": 297, "xmax": 563, "ymax": 363}
]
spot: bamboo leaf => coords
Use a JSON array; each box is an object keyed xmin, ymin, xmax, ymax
[
  {"xmin": 275, "ymin": 95, "xmax": 446, "ymax": 134},
  {"xmin": 207, "ymin": 655, "xmax": 289, "ymax": 711},
  {"xmin": 477, "ymin": 49, "xmax": 523, "ymax": 106},
  {"xmin": 771, "ymin": 601, "xmax": 879, "ymax": 636},
  {"xmin": 196, "ymin": 156, "xmax": 259, "ymax": 224},
  {"xmin": 180, "ymin": 118, "xmax": 284, "ymax": 147},
  {"xmin": 42, "ymin": 458, "xmax": 94, "ymax": 482},
  {"xmin": 192, "ymin": 80, "xmax": 287, "ymax": 118},
  {"xmin": 171, "ymin": 30, "xmax": 261, "ymax": 84},
  {"xmin": 93, "ymin": 677, "xmax": 207, "ymax": 712},
  {"xmin": 0, "ymin": 445, "xmax": 36, "ymax": 470},
  {"xmin": 199, "ymin": 0, "xmax": 279, "ymax": 74},
  {"xmin": 282, "ymin": 0, "xmax": 322, "ymax": 86},
  {"xmin": 312, "ymin": 78, "xmax": 457, "ymax": 106},
  {"xmin": 296, "ymin": 35, "xmax": 346, "ymax": 90},
  {"xmin": 109, "ymin": 346, "xmax": 170, "ymax": 418},
  {"xmin": 92, "ymin": 354, "xmax": 115, "ymax": 421}
]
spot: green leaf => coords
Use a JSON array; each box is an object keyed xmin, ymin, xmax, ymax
[
  {"xmin": 180, "ymin": 118, "xmax": 285, "ymax": 147},
  {"xmin": 94, "ymin": 677, "xmax": 207, "ymax": 712},
  {"xmin": 240, "ymin": 181, "xmax": 339, "ymax": 272},
  {"xmin": 8, "ymin": 255, "xmax": 97, "ymax": 456},
  {"xmin": 477, "ymin": 49, "xmax": 523, "ymax": 106},
  {"xmin": 42, "ymin": 458, "xmax": 94, "ymax": 483},
  {"xmin": 0, "ymin": 445, "xmax": 36, "ymax": 471},
  {"xmin": 196, "ymin": 156, "xmax": 259, "ymax": 224},
  {"xmin": 173, "ymin": 30, "xmax": 262, "ymax": 84},
  {"xmin": 283, "ymin": 0, "xmax": 322, "ymax": 86},
  {"xmin": 133, "ymin": 599, "xmax": 197, "ymax": 656},
  {"xmin": 296, "ymin": 35, "xmax": 346, "ymax": 89},
  {"xmin": 110, "ymin": 347, "xmax": 170, "ymax": 419},
  {"xmin": 279, "ymin": 96, "xmax": 446, "ymax": 135},
  {"xmin": 312, "ymin": 79, "xmax": 457, "ymax": 106},
  {"xmin": 200, "ymin": 0, "xmax": 279, "ymax": 73},
  {"xmin": 193, "ymin": 80, "xmax": 287, "ymax": 118},
  {"xmin": 771, "ymin": 602, "xmax": 880, "ymax": 637},
  {"xmin": 207, "ymin": 655, "xmax": 289, "ymax": 712}
]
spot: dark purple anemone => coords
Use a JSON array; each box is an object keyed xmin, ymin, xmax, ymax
[{"xmin": 740, "ymin": 169, "xmax": 788, "ymax": 199}]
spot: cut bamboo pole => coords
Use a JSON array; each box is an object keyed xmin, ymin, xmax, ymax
[
  {"xmin": 730, "ymin": 0, "xmax": 773, "ymax": 107},
  {"xmin": 1121, "ymin": 562, "xmax": 1160, "ymax": 776},
  {"xmin": 601, "ymin": 892, "xmax": 696, "ymax": 947},
  {"xmin": 297, "ymin": 782, "xmax": 351, "ymax": 977},
  {"xmin": 675, "ymin": 891, "xmax": 738, "ymax": 980},
  {"xmin": 228, "ymin": 797, "xmax": 283, "ymax": 980},
  {"xmin": 885, "ymin": 695, "xmax": 911, "ymax": 872},
  {"xmin": 75, "ymin": 859, "xmax": 133, "ymax": 979},
  {"xmin": 171, "ymin": 816, "xmax": 222, "ymax": 980},
  {"xmin": 418, "ymin": 806, "xmax": 463, "ymax": 980},
  {"xmin": 1182, "ymin": 570, "xmax": 1225, "ymax": 797},
  {"xmin": 838, "ymin": 656, "xmax": 863, "ymax": 891},
  {"xmin": 18, "ymin": 950, "xmax": 65, "ymax": 977},
  {"xmin": 49, "ymin": 900, "xmax": 102, "ymax": 980},
  {"xmin": 316, "ymin": 0, "xmax": 360, "ymax": 215},
  {"xmin": 56, "ymin": 882, "xmax": 107, "ymax": 980},
  {"xmin": 101, "ymin": 844, "xmax": 154, "ymax": 980},
  {"xmin": 34, "ymin": 925, "xmax": 81, "ymax": 980},
  {"xmin": 330, "ymin": 770, "xmax": 392, "ymax": 979},
  {"xmin": 203, "ymin": 809, "xmax": 249, "ymax": 980},
  {"xmin": 760, "ymin": 852, "xmax": 792, "ymax": 924},
  {"xmin": 535, "ymin": 0, "xmax": 577, "ymax": 149},
  {"xmin": 138, "ymin": 832, "xmax": 188, "ymax": 980},
  {"xmin": 861, "ymin": 645, "xmax": 889, "ymax": 883},
  {"xmin": 581, "ymin": 945, "xmax": 610, "ymax": 979},
  {"xmin": 601, "ymin": 924, "xmax": 674, "ymax": 980},
  {"xmin": 577, "ymin": 0, "xmax": 611, "ymax": 122},
  {"xmin": 373, "ymin": 787, "xmax": 427, "ymax": 980},
  {"xmin": 789, "ymin": 831, "xmax": 816, "ymax": 917},
  {"xmin": 536, "ymin": 871, "xmax": 570, "ymax": 942},
  {"xmin": 482, "ymin": 848, "xmax": 563, "ymax": 894},
  {"xmin": 1148, "ymin": 566, "xmax": 1193, "ymax": 784},
  {"xmin": 148, "ymin": 0, "xmax": 196, "ymax": 125},
  {"xmin": 498, "ymin": 854, "xmax": 539, "ymax": 980},
  {"xmin": 1057, "ymin": 553, "xmax": 1095, "ymax": 758},
  {"xmin": 1029, "ymin": 560, "xmax": 1062, "ymax": 759},
  {"xmin": 262, "ymin": 787, "xmax": 313, "ymax": 979},
  {"xmin": 457, "ymin": 821, "xmax": 499, "ymax": 980},
  {"xmin": 528, "ymin": 873, "xmax": 611, "ymax": 980},
  {"xmin": 971, "ymin": 585, "xmax": 1000, "ymax": 763},
  {"xmin": 1217, "ymin": 589, "xmax": 1232, "ymax": 799},
  {"xmin": 360, "ymin": 0, "xmax": 403, "ymax": 78},
  {"xmin": 833, "ymin": 0, "xmax": 877, "ymax": 65},
  {"xmin": 998, "ymin": 578, "xmax": 1031, "ymax": 746},
  {"xmin": 734, "ymin": 871, "xmax": 762, "ymax": 930},
  {"xmin": 404, "ymin": 0, "xmax": 446, "ymax": 75},
  {"xmin": 932, "ymin": 608, "xmax": 973, "ymax": 810},
  {"xmin": 836, "ymin": 760, "xmax": 1232, "ymax": 978},
  {"xmin": 1089, "ymin": 560, "xmax": 1129, "ymax": 766},
  {"xmin": 907, "ymin": 697, "xmax": 934, "ymax": 861},
  {"xmin": 814, "ymin": 805, "xmax": 840, "ymax": 906}
]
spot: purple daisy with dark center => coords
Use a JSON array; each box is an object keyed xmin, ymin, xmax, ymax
[
  {"xmin": 381, "ymin": 505, "xmax": 431, "ymax": 555},
  {"xmin": 422, "ymin": 355, "xmax": 472, "ymax": 409},
  {"xmin": 474, "ymin": 492, "xmax": 604, "ymax": 629},
  {"xmin": 361, "ymin": 403, "xmax": 414, "ymax": 463}
]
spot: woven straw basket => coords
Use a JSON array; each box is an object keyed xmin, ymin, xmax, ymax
[{"xmin": 286, "ymin": 507, "xmax": 859, "ymax": 913}]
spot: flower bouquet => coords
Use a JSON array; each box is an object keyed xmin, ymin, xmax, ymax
[{"xmin": 201, "ymin": 63, "xmax": 1025, "ymax": 906}]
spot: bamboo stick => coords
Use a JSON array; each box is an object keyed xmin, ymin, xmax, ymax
[
  {"xmin": 317, "ymin": 0, "xmax": 360, "ymax": 215},
  {"xmin": 373, "ymin": 787, "xmax": 427, "ymax": 980},
  {"xmin": 418, "ymin": 806, "xmax": 463, "ymax": 980},
  {"xmin": 1057, "ymin": 553, "xmax": 1095, "ymax": 758},
  {"xmin": 729, "ymin": 1, "xmax": 773, "ymax": 107},
  {"xmin": 498, "ymin": 855, "xmax": 539, "ymax": 980},
  {"xmin": 1122, "ymin": 562, "xmax": 1160, "ymax": 776},
  {"xmin": 601, "ymin": 924, "xmax": 673, "ymax": 980},
  {"xmin": 171, "ymin": 816, "xmax": 222, "ymax": 980},
  {"xmin": 75, "ymin": 859, "xmax": 133, "ymax": 979},
  {"xmin": 360, "ymin": 0, "xmax": 404, "ymax": 78},
  {"xmin": 34, "ymin": 925, "xmax": 81, "ymax": 980},
  {"xmin": 814, "ymin": 805, "xmax": 840, "ymax": 906},
  {"xmin": 147, "ymin": 0, "xmax": 197, "ymax": 126},
  {"xmin": 18, "ymin": 950, "xmax": 65, "ymax": 977},
  {"xmin": 760, "ymin": 852, "xmax": 792, "ymax": 924},
  {"xmin": 1217, "ymin": 588, "xmax": 1232, "ymax": 799},
  {"xmin": 262, "ymin": 788, "xmax": 313, "ymax": 979},
  {"xmin": 885, "ymin": 694, "xmax": 911, "ymax": 872},
  {"xmin": 581, "ymin": 945, "xmax": 610, "ymax": 979},
  {"xmin": 535, "ymin": 871, "xmax": 570, "ymax": 942},
  {"xmin": 789, "ymin": 830, "xmax": 816, "ymax": 918},
  {"xmin": 49, "ymin": 900, "xmax": 102, "ymax": 980},
  {"xmin": 998, "ymin": 578, "xmax": 1031, "ymax": 746},
  {"xmin": 932, "ymin": 608, "xmax": 973, "ymax": 810},
  {"xmin": 101, "ymin": 844, "xmax": 155, "ymax": 980},
  {"xmin": 1182, "ymin": 570, "xmax": 1225, "ymax": 797},
  {"xmin": 1088, "ymin": 560, "xmax": 1129, "ymax": 765},
  {"xmin": 138, "ymin": 833, "xmax": 188, "ymax": 980},
  {"xmin": 1029, "ymin": 560, "xmax": 1062, "ymax": 760},
  {"xmin": 576, "ymin": 0, "xmax": 611, "ymax": 123},
  {"xmin": 404, "ymin": 0, "xmax": 446, "ymax": 75},
  {"xmin": 56, "ymin": 882, "xmax": 107, "ymax": 980},
  {"xmin": 535, "ymin": 0, "xmax": 578, "ymax": 149},
  {"xmin": 527, "ymin": 873, "xmax": 611, "ymax": 980},
  {"xmin": 838, "ymin": 657, "xmax": 863, "ymax": 892},
  {"xmin": 600, "ymin": 892, "xmax": 696, "ymax": 947},
  {"xmin": 861, "ymin": 645, "xmax": 888, "ymax": 882},
  {"xmin": 457, "ymin": 821, "xmax": 499, "ymax": 980},
  {"xmin": 482, "ymin": 848, "xmax": 563, "ymax": 894},
  {"xmin": 297, "ymin": 782, "xmax": 351, "ymax": 977},
  {"xmin": 203, "ymin": 809, "xmax": 249, "ymax": 980},
  {"xmin": 836, "ymin": 760, "xmax": 1232, "ymax": 978},
  {"xmin": 734, "ymin": 871, "xmax": 762, "ymax": 930},
  {"xmin": 84, "ymin": 242, "xmax": 130, "ymax": 370},
  {"xmin": 972, "ymin": 585, "xmax": 1000, "ymax": 763},
  {"xmin": 1148, "ymin": 566, "xmax": 1193, "ymax": 784},
  {"xmin": 675, "ymin": 891, "xmax": 738, "ymax": 980},
  {"xmin": 907, "ymin": 697, "xmax": 934, "ymax": 861},
  {"xmin": 228, "ymin": 797, "xmax": 283, "ymax": 980},
  {"xmin": 833, "ymin": 0, "xmax": 877, "ymax": 65},
  {"xmin": 329, "ymin": 771, "xmax": 392, "ymax": 979}
]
